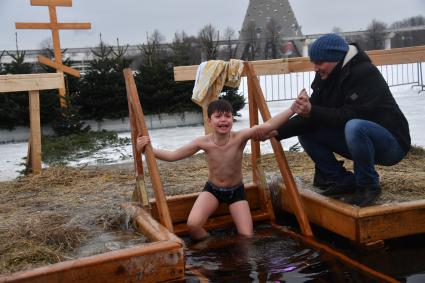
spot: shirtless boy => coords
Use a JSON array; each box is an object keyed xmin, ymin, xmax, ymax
[{"xmin": 137, "ymin": 99, "xmax": 294, "ymax": 240}]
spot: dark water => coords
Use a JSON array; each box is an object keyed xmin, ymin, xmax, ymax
[
  {"xmin": 183, "ymin": 223, "xmax": 425, "ymax": 283},
  {"xmin": 184, "ymin": 224, "xmax": 370, "ymax": 282}
]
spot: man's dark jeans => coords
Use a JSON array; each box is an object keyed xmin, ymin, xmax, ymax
[{"xmin": 298, "ymin": 119, "xmax": 406, "ymax": 188}]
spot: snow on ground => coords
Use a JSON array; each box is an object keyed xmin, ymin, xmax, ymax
[{"xmin": 0, "ymin": 85, "xmax": 423, "ymax": 182}]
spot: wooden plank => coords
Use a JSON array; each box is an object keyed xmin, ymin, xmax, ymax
[
  {"xmin": 26, "ymin": 136, "xmax": 32, "ymax": 169},
  {"xmin": 280, "ymin": 184, "xmax": 425, "ymax": 243},
  {"xmin": 15, "ymin": 23, "xmax": 51, "ymax": 29},
  {"xmin": 173, "ymin": 45, "xmax": 425, "ymax": 81},
  {"xmin": 127, "ymin": 95, "xmax": 149, "ymax": 206},
  {"xmin": 49, "ymin": 6, "xmax": 62, "ymax": 62},
  {"xmin": 125, "ymin": 204, "xmax": 184, "ymax": 245},
  {"xmin": 128, "ymin": 105, "xmax": 144, "ymax": 176},
  {"xmin": 150, "ymin": 184, "xmax": 261, "ymax": 224},
  {"xmin": 247, "ymin": 72, "xmax": 276, "ymax": 221},
  {"xmin": 46, "ymin": 4, "xmax": 67, "ymax": 108},
  {"xmin": 0, "ymin": 241, "xmax": 184, "ymax": 283},
  {"xmin": 367, "ymin": 45, "xmax": 425, "ymax": 56},
  {"xmin": 281, "ymin": 187, "xmax": 358, "ymax": 241},
  {"xmin": 358, "ymin": 199, "xmax": 425, "ymax": 217},
  {"xmin": 255, "ymin": 162, "xmax": 276, "ymax": 221},
  {"xmin": 173, "ymin": 58, "xmax": 309, "ymax": 81},
  {"xmin": 123, "ymin": 68, "xmax": 173, "ymax": 232},
  {"xmin": 202, "ymin": 96, "xmax": 215, "ymax": 134},
  {"xmin": 370, "ymin": 49, "xmax": 425, "ymax": 65},
  {"xmin": 37, "ymin": 55, "xmax": 81, "ymax": 77},
  {"xmin": 357, "ymin": 205, "xmax": 425, "ymax": 243},
  {"xmin": 57, "ymin": 23, "xmax": 92, "ymax": 30},
  {"xmin": 28, "ymin": 91, "xmax": 42, "ymax": 174},
  {"xmin": 248, "ymin": 73, "xmax": 261, "ymax": 183},
  {"xmin": 0, "ymin": 73, "xmax": 64, "ymax": 92},
  {"xmin": 173, "ymin": 210, "xmax": 270, "ymax": 235},
  {"xmin": 16, "ymin": 23, "xmax": 91, "ymax": 31},
  {"xmin": 30, "ymin": 0, "xmax": 72, "ymax": 6},
  {"xmin": 173, "ymin": 65, "xmax": 198, "ymax": 82}
]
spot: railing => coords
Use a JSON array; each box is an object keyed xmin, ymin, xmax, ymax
[
  {"xmin": 174, "ymin": 45, "xmax": 425, "ymax": 101},
  {"xmin": 377, "ymin": 62, "xmax": 424, "ymax": 90},
  {"xmin": 238, "ymin": 62, "xmax": 424, "ymax": 102}
]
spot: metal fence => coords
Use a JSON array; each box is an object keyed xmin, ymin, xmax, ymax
[{"xmin": 239, "ymin": 62, "xmax": 425, "ymax": 101}]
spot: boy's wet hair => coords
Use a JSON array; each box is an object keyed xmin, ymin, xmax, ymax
[{"xmin": 207, "ymin": 99, "xmax": 233, "ymax": 118}]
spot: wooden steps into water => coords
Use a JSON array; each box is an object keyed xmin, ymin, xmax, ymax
[
  {"xmin": 149, "ymin": 183, "xmax": 273, "ymax": 235},
  {"xmin": 174, "ymin": 210, "xmax": 270, "ymax": 235}
]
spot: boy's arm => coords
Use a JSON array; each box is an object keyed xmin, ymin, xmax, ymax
[
  {"xmin": 259, "ymin": 108, "xmax": 295, "ymax": 132},
  {"xmin": 137, "ymin": 136, "xmax": 202, "ymax": 162},
  {"xmin": 246, "ymin": 88, "xmax": 307, "ymax": 141},
  {"xmin": 240, "ymin": 107, "xmax": 295, "ymax": 141}
]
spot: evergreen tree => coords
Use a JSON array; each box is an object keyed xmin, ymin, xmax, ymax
[
  {"xmin": 35, "ymin": 46, "xmax": 90, "ymax": 135},
  {"xmin": 220, "ymin": 86, "xmax": 245, "ymax": 117},
  {"xmin": 135, "ymin": 33, "xmax": 197, "ymax": 115},
  {"xmin": 135, "ymin": 57, "xmax": 197, "ymax": 115},
  {"xmin": 0, "ymin": 48, "xmax": 33, "ymax": 129},
  {"xmin": 74, "ymin": 36, "xmax": 131, "ymax": 120},
  {"xmin": 0, "ymin": 50, "xmax": 5, "ymax": 74},
  {"xmin": 52, "ymin": 95, "xmax": 90, "ymax": 136},
  {"xmin": 169, "ymin": 32, "xmax": 193, "ymax": 66},
  {"xmin": 36, "ymin": 47, "xmax": 72, "ymax": 127},
  {"xmin": 169, "ymin": 32, "xmax": 201, "ymax": 66}
]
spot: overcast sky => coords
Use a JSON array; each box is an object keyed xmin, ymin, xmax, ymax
[{"xmin": 0, "ymin": 0, "xmax": 424, "ymax": 51}]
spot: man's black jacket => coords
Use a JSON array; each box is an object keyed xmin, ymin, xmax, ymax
[{"xmin": 276, "ymin": 44, "xmax": 411, "ymax": 153}]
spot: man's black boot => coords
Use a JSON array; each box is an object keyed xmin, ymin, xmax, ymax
[
  {"xmin": 313, "ymin": 161, "xmax": 345, "ymax": 189},
  {"xmin": 321, "ymin": 183, "xmax": 357, "ymax": 196},
  {"xmin": 348, "ymin": 186, "xmax": 382, "ymax": 207}
]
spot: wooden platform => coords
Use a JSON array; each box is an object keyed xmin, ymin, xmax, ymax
[
  {"xmin": 279, "ymin": 184, "xmax": 425, "ymax": 244},
  {"xmin": 149, "ymin": 181, "xmax": 425, "ymax": 244},
  {"xmin": 0, "ymin": 206, "xmax": 185, "ymax": 283},
  {"xmin": 150, "ymin": 181, "xmax": 425, "ymax": 245}
]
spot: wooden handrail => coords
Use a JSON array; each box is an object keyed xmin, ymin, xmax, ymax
[
  {"xmin": 123, "ymin": 68, "xmax": 173, "ymax": 232},
  {"xmin": 244, "ymin": 61, "xmax": 313, "ymax": 237},
  {"xmin": 247, "ymin": 74, "xmax": 276, "ymax": 221},
  {"xmin": 0, "ymin": 73, "xmax": 64, "ymax": 92},
  {"xmin": 174, "ymin": 45, "xmax": 425, "ymax": 81}
]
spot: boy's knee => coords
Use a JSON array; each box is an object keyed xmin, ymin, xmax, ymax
[{"xmin": 187, "ymin": 218, "xmax": 209, "ymax": 241}]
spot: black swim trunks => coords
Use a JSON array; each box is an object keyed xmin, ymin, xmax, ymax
[{"xmin": 202, "ymin": 181, "xmax": 246, "ymax": 204}]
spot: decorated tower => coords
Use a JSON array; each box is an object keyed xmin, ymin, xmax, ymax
[{"xmin": 238, "ymin": 0, "xmax": 303, "ymax": 60}]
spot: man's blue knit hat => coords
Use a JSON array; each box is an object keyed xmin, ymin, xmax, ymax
[{"xmin": 308, "ymin": 33, "xmax": 349, "ymax": 62}]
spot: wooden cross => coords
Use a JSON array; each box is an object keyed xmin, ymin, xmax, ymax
[
  {"xmin": 0, "ymin": 73, "xmax": 65, "ymax": 174},
  {"xmin": 15, "ymin": 0, "xmax": 91, "ymax": 107}
]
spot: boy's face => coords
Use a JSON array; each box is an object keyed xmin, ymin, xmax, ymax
[{"xmin": 208, "ymin": 111, "xmax": 233, "ymax": 134}]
